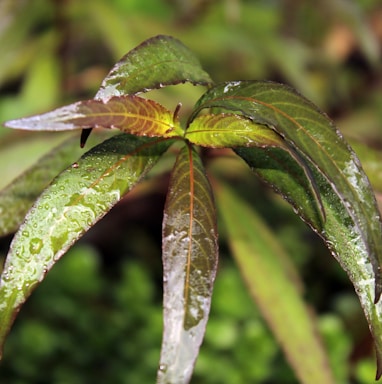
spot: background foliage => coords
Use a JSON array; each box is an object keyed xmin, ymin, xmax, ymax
[{"xmin": 0, "ymin": 0, "xmax": 382, "ymax": 382}]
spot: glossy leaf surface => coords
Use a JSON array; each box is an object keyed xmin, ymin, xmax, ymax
[
  {"xmin": 159, "ymin": 144, "xmax": 218, "ymax": 384},
  {"xmin": 96, "ymin": 34, "xmax": 213, "ymax": 100},
  {"xmin": 186, "ymin": 113, "xmax": 285, "ymax": 148},
  {"xmin": 190, "ymin": 80, "xmax": 382, "ymax": 377},
  {"xmin": 0, "ymin": 134, "xmax": 172, "ymax": 353},
  {"xmin": 0, "ymin": 134, "xmax": 112, "ymax": 237},
  {"xmin": 191, "ymin": 80, "xmax": 382, "ymax": 294},
  {"xmin": 186, "ymin": 113, "xmax": 324, "ymax": 228},
  {"xmin": 216, "ymin": 181, "xmax": 335, "ymax": 384},
  {"xmin": 235, "ymin": 145, "xmax": 382, "ymax": 379},
  {"xmin": 4, "ymin": 95, "xmax": 183, "ymax": 137}
]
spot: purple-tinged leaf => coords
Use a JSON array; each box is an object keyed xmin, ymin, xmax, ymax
[
  {"xmin": 159, "ymin": 144, "xmax": 218, "ymax": 383},
  {"xmin": 4, "ymin": 95, "xmax": 183, "ymax": 137}
]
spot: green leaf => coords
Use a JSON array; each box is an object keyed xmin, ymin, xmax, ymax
[
  {"xmin": 185, "ymin": 113, "xmax": 285, "ymax": 148},
  {"xmin": 0, "ymin": 134, "xmax": 172, "ymax": 354},
  {"xmin": 235, "ymin": 146, "xmax": 324, "ymax": 230},
  {"xmin": 186, "ymin": 112, "xmax": 325, "ymax": 230},
  {"xmin": 234, "ymin": 146, "xmax": 382, "ymax": 380},
  {"xmin": 4, "ymin": 95, "xmax": 183, "ymax": 136},
  {"xmin": 159, "ymin": 144, "xmax": 218, "ymax": 384},
  {"xmin": 0, "ymin": 136, "xmax": 86, "ymax": 237},
  {"xmin": 350, "ymin": 140, "xmax": 382, "ymax": 193},
  {"xmin": 215, "ymin": 181, "xmax": 335, "ymax": 384},
  {"xmin": 96, "ymin": 34, "xmax": 213, "ymax": 100},
  {"xmin": 191, "ymin": 80, "xmax": 382, "ymax": 295},
  {"xmin": 190, "ymin": 80, "xmax": 382, "ymax": 378}
]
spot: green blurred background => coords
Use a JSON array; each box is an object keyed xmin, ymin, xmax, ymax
[{"xmin": 0, "ymin": 0, "xmax": 382, "ymax": 382}]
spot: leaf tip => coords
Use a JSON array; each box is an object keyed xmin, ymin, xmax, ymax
[
  {"xmin": 80, "ymin": 128, "xmax": 93, "ymax": 148},
  {"xmin": 373, "ymin": 266, "xmax": 382, "ymax": 304},
  {"xmin": 376, "ymin": 351, "xmax": 382, "ymax": 380}
]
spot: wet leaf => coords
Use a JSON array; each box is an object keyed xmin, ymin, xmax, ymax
[
  {"xmin": 159, "ymin": 144, "xmax": 218, "ymax": 384},
  {"xmin": 0, "ymin": 133, "xmax": 112, "ymax": 237},
  {"xmin": 4, "ymin": 95, "xmax": 183, "ymax": 137},
  {"xmin": 185, "ymin": 113, "xmax": 284, "ymax": 148},
  {"xmin": 235, "ymin": 146, "xmax": 325, "ymax": 230},
  {"xmin": 190, "ymin": 80, "xmax": 382, "ymax": 378},
  {"xmin": 350, "ymin": 140, "xmax": 382, "ymax": 193},
  {"xmin": 186, "ymin": 113, "xmax": 324, "ymax": 229},
  {"xmin": 215, "ymin": 181, "xmax": 335, "ymax": 384},
  {"xmin": 0, "ymin": 134, "xmax": 172, "ymax": 353},
  {"xmin": 96, "ymin": 34, "xmax": 213, "ymax": 100},
  {"xmin": 234, "ymin": 145, "xmax": 382, "ymax": 380}
]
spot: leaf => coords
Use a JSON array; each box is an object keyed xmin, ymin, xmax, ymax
[
  {"xmin": 158, "ymin": 143, "xmax": 218, "ymax": 384},
  {"xmin": 234, "ymin": 145, "xmax": 382, "ymax": 380},
  {"xmin": 0, "ymin": 136, "xmax": 85, "ymax": 236},
  {"xmin": 215, "ymin": 180, "xmax": 335, "ymax": 384},
  {"xmin": 186, "ymin": 112, "xmax": 325, "ymax": 229},
  {"xmin": 0, "ymin": 134, "xmax": 172, "ymax": 353},
  {"xmin": 350, "ymin": 140, "xmax": 382, "ymax": 193},
  {"xmin": 0, "ymin": 131, "xmax": 72, "ymax": 190},
  {"xmin": 95, "ymin": 34, "xmax": 213, "ymax": 100},
  {"xmin": 4, "ymin": 95, "xmax": 183, "ymax": 137},
  {"xmin": 185, "ymin": 113, "xmax": 285, "ymax": 148},
  {"xmin": 190, "ymin": 80, "xmax": 382, "ymax": 378}
]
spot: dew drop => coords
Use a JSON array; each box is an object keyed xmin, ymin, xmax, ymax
[
  {"xmin": 29, "ymin": 238, "xmax": 43, "ymax": 255},
  {"xmin": 72, "ymin": 162, "xmax": 79, "ymax": 169}
]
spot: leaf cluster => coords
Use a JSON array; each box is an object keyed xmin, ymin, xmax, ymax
[{"xmin": 1, "ymin": 35, "xmax": 382, "ymax": 384}]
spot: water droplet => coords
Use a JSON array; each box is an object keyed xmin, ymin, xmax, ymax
[
  {"xmin": 72, "ymin": 162, "xmax": 79, "ymax": 169},
  {"xmin": 29, "ymin": 238, "xmax": 43, "ymax": 255},
  {"xmin": 159, "ymin": 364, "xmax": 167, "ymax": 372}
]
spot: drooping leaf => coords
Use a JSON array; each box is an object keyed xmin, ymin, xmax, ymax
[
  {"xmin": 215, "ymin": 180, "xmax": 335, "ymax": 384},
  {"xmin": 0, "ymin": 134, "xmax": 172, "ymax": 353},
  {"xmin": 233, "ymin": 146, "xmax": 382, "ymax": 380},
  {"xmin": 190, "ymin": 81, "xmax": 382, "ymax": 260},
  {"xmin": 95, "ymin": 34, "xmax": 213, "ymax": 100},
  {"xmin": 190, "ymin": 80, "xmax": 382, "ymax": 378},
  {"xmin": 350, "ymin": 140, "xmax": 382, "ymax": 193},
  {"xmin": 4, "ymin": 95, "xmax": 183, "ymax": 137},
  {"xmin": 186, "ymin": 113, "xmax": 324, "ymax": 228},
  {"xmin": 158, "ymin": 143, "xmax": 218, "ymax": 384}
]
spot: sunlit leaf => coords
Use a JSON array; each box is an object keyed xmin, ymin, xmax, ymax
[
  {"xmin": 0, "ymin": 134, "xmax": 172, "ymax": 353},
  {"xmin": 186, "ymin": 112, "xmax": 325, "ymax": 229},
  {"xmin": 186, "ymin": 113, "xmax": 284, "ymax": 148},
  {"xmin": 190, "ymin": 80, "xmax": 382, "ymax": 378},
  {"xmin": 215, "ymin": 181, "xmax": 335, "ymax": 384},
  {"xmin": 96, "ymin": 34, "xmax": 213, "ymax": 100},
  {"xmin": 4, "ymin": 95, "xmax": 182, "ymax": 137},
  {"xmin": 159, "ymin": 144, "xmax": 218, "ymax": 384}
]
